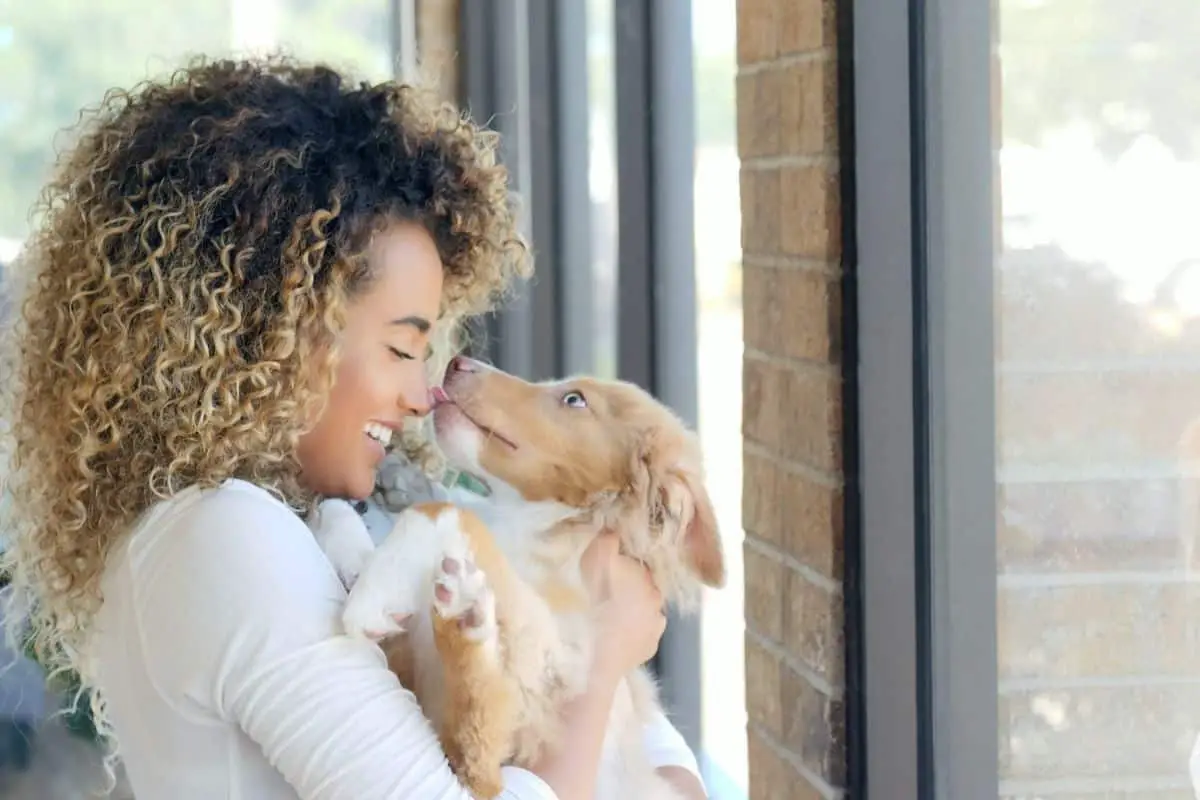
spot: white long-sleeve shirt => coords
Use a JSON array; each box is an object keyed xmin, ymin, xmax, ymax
[{"xmin": 90, "ymin": 478, "xmax": 702, "ymax": 799}]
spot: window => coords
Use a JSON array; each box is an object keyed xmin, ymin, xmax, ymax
[
  {"xmin": 857, "ymin": 0, "xmax": 1200, "ymax": 796},
  {"xmin": 994, "ymin": 1, "xmax": 1200, "ymax": 795},
  {"xmin": 692, "ymin": 0, "xmax": 747, "ymax": 796}
]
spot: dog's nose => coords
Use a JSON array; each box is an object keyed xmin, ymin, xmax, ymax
[{"xmin": 448, "ymin": 355, "xmax": 479, "ymax": 374}]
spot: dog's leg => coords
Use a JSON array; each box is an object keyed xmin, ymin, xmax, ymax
[
  {"xmin": 430, "ymin": 538, "xmax": 518, "ymax": 799},
  {"xmin": 340, "ymin": 503, "xmax": 522, "ymax": 792},
  {"xmin": 310, "ymin": 499, "xmax": 376, "ymax": 590},
  {"xmin": 341, "ymin": 503, "xmax": 548, "ymax": 796}
]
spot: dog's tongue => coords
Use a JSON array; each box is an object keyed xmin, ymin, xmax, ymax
[{"xmin": 429, "ymin": 386, "xmax": 451, "ymax": 406}]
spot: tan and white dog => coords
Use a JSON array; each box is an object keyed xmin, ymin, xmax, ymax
[{"xmin": 309, "ymin": 355, "xmax": 725, "ymax": 799}]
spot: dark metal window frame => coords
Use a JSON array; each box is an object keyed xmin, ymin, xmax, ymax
[
  {"xmin": 612, "ymin": 0, "xmax": 702, "ymax": 753},
  {"xmin": 852, "ymin": 0, "xmax": 998, "ymax": 796},
  {"xmin": 453, "ymin": 0, "xmax": 705, "ymax": 756},
  {"xmin": 456, "ymin": 0, "xmax": 595, "ymax": 383}
]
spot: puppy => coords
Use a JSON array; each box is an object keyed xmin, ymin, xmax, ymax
[{"xmin": 310, "ymin": 355, "xmax": 725, "ymax": 799}]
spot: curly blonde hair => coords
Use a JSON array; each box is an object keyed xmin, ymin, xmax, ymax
[{"xmin": 0, "ymin": 55, "xmax": 529, "ymax": 740}]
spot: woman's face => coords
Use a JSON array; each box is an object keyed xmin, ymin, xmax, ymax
[{"xmin": 296, "ymin": 221, "xmax": 444, "ymax": 500}]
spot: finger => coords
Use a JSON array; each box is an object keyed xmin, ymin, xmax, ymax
[
  {"xmin": 580, "ymin": 534, "xmax": 622, "ymax": 596},
  {"xmin": 583, "ymin": 531, "xmax": 619, "ymax": 562},
  {"xmin": 580, "ymin": 533, "xmax": 617, "ymax": 574}
]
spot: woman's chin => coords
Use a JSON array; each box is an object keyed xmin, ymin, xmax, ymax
[
  {"xmin": 345, "ymin": 471, "xmax": 377, "ymax": 503},
  {"xmin": 323, "ymin": 465, "xmax": 377, "ymax": 504}
]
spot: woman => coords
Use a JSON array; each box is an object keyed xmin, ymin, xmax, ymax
[{"xmin": 0, "ymin": 57, "xmax": 706, "ymax": 799}]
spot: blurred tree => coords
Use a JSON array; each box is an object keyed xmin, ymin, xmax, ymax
[
  {"xmin": 0, "ymin": 0, "xmax": 390, "ymax": 242},
  {"xmin": 999, "ymin": 0, "xmax": 1200, "ymax": 157}
]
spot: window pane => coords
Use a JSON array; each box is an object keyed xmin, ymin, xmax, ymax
[
  {"xmin": 0, "ymin": 0, "xmax": 392, "ymax": 246},
  {"xmin": 995, "ymin": 2, "xmax": 1200, "ymax": 796},
  {"xmin": 693, "ymin": 0, "xmax": 747, "ymax": 796},
  {"xmin": 586, "ymin": 0, "xmax": 617, "ymax": 380}
]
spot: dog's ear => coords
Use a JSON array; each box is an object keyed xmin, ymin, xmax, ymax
[
  {"xmin": 666, "ymin": 464, "xmax": 725, "ymax": 588},
  {"xmin": 638, "ymin": 434, "xmax": 726, "ymax": 588}
]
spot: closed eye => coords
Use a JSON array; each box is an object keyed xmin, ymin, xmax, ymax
[{"xmin": 388, "ymin": 346, "xmax": 415, "ymax": 361}]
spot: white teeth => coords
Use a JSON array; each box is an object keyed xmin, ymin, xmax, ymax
[{"xmin": 364, "ymin": 423, "xmax": 393, "ymax": 447}]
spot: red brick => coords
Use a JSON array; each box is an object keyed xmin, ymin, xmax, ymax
[
  {"xmin": 739, "ymin": 450, "xmax": 844, "ymax": 575},
  {"xmin": 744, "ymin": 541, "xmax": 786, "ymax": 642},
  {"xmin": 743, "ymin": 355, "xmax": 841, "ymax": 473},
  {"xmin": 748, "ymin": 729, "xmax": 827, "ymax": 800},
  {"xmin": 740, "ymin": 167, "xmax": 782, "ymax": 257},
  {"xmin": 737, "ymin": 0, "xmax": 847, "ymax": 795},
  {"xmin": 779, "ymin": 57, "xmax": 839, "ymax": 156},
  {"xmin": 744, "ymin": 452, "xmax": 844, "ymax": 578},
  {"xmin": 777, "ymin": 0, "xmax": 837, "ymax": 55},
  {"xmin": 998, "ymin": 582, "xmax": 1200, "ymax": 680},
  {"xmin": 745, "ymin": 635, "xmax": 785, "ymax": 738},
  {"xmin": 737, "ymin": 0, "xmax": 779, "ymax": 65},
  {"xmin": 784, "ymin": 569, "xmax": 843, "ymax": 685},
  {"xmin": 743, "ymin": 263, "xmax": 839, "ymax": 362},
  {"xmin": 781, "ymin": 667, "xmax": 846, "ymax": 787},
  {"xmin": 737, "ymin": 70, "xmax": 782, "ymax": 160},
  {"xmin": 779, "ymin": 165, "xmax": 840, "ymax": 259},
  {"xmin": 1000, "ymin": 683, "xmax": 1200, "ymax": 782}
]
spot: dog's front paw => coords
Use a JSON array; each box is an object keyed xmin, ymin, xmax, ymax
[
  {"xmin": 341, "ymin": 506, "xmax": 446, "ymax": 642},
  {"xmin": 342, "ymin": 551, "xmax": 421, "ymax": 642},
  {"xmin": 433, "ymin": 544, "xmax": 496, "ymax": 644},
  {"xmin": 342, "ymin": 590, "xmax": 416, "ymax": 643}
]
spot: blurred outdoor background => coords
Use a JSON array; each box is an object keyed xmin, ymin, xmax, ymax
[{"xmin": 2, "ymin": 0, "xmax": 1200, "ymax": 798}]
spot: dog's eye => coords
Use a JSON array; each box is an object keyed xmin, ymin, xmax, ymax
[{"xmin": 562, "ymin": 390, "xmax": 588, "ymax": 409}]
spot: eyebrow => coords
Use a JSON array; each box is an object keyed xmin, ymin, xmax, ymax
[{"xmin": 391, "ymin": 315, "xmax": 431, "ymax": 334}]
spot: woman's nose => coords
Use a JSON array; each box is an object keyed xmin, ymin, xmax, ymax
[{"xmin": 404, "ymin": 374, "xmax": 432, "ymax": 416}]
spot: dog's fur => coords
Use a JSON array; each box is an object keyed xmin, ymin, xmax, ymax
[{"xmin": 309, "ymin": 356, "xmax": 724, "ymax": 799}]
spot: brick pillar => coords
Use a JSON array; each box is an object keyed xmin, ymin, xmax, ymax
[{"xmin": 737, "ymin": 1, "xmax": 846, "ymax": 798}]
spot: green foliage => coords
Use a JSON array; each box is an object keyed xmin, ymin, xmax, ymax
[
  {"xmin": 20, "ymin": 635, "xmax": 100, "ymax": 742},
  {"xmin": 0, "ymin": 0, "xmax": 745, "ymax": 244},
  {"xmin": 0, "ymin": 566, "xmax": 98, "ymax": 742},
  {"xmin": 999, "ymin": 0, "xmax": 1200, "ymax": 156},
  {"xmin": 0, "ymin": 0, "xmax": 391, "ymax": 241}
]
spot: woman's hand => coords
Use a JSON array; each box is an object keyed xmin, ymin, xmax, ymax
[
  {"xmin": 580, "ymin": 531, "xmax": 667, "ymax": 682},
  {"xmin": 524, "ymin": 532, "xmax": 667, "ymax": 799}
]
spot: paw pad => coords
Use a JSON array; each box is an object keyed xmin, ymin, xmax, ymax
[{"xmin": 433, "ymin": 551, "xmax": 495, "ymax": 639}]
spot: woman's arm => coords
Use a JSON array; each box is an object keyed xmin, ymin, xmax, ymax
[
  {"xmin": 642, "ymin": 708, "xmax": 708, "ymax": 799},
  {"xmin": 524, "ymin": 532, "xmax": 671, "ymax": 800},
  {"xmin": 131, "ymin": 485, "xmax": 565, "ymax": 800},
  {"xmin": 520, "ymin": 675, "xmax": 710, "ymax": 800},
  {"xmin": 657, "ymin": 767, "xmax": 708, "ymax": 799},
  {"xmin": 523, "ymin": 664, "xmax": 621, "ymax": 799}
]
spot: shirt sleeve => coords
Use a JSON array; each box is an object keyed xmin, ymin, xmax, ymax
[
  {"xmin": 641, "ymin": 708, "xmax": 705, "ymax": 787},
  {"xmin": 131, "ymin": 483, "xmax": 557, "ymax": 800}
]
